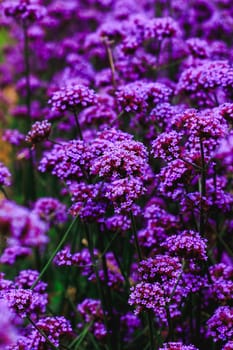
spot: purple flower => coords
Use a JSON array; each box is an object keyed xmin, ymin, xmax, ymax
[
  {"xmin": 0, "ymin": 300, "xmax": 19, "ymax": 349},
  {"xmin": 0, "ymin": 246, "xmax": 31, "ymax": 265},
  {"xmin": 151, "ymin": 131, "xmax": 182, "ymax": 162},
  {"xmin": 105, "ymin": 214, "xmax": 131, "ymax": 232},
  {"xmin": 162, "ymin": 230, "xmax": 208, "ymax": 261},
  {"xmin": 0, "ymin": 200, "xmax": 48, "ymax": 248},
  {"xmin": 176, "ymin": 60, "xmax": 233, "ymax": 106},
  {"xmin": 105, "ymin": 177, "xmax": 146, "ymax": 213},
  {"xmin": 32, "ymin": 197, "xmax": 67, "ymax": 225},
  {"xmin": 14, "ymin": 270, "xmax": 47, "ymax": 294},
  {"xmin": 116, "ymin": 81, "xmax": 172, "ymax": 112},
  {"xmin": 144, "ymin": 17, "xmax": 182, "ymax": 41},
  {"xmin": 120, "ymin": 312, "xmax": 141, "ymax": 341},
  {"xmin": 3, "ymin": 0, "xmax": 47, "ymax": 22},
  {"xmin": 25, "ymin": 120, "xmax": 51, "ymax": 144},
  {"xmin": 0, "ymin": 162, "xmax": 11, "ymax": 187},
  {"xmin": 48, "ymin": 83, "xmax": 97, "ymax": 112},
  {"xmin": 186, "ymin": 38, "xmax": 210, "ymax": 58},
  {"xmin": 27, "ymin": 316, "xmax": 72, "ymax": 348},
  {"xmin": 90, "ymin": 136, "xmax": 148, "ymax": 179},
  {"xmin": 129, "ymin": 282, "xmax": 166, "ymax": 315},
  {"xmin": 2, "ymin": 129, "xmax": 24, "ymax": 146},
  {"xmin": 3, "ymin": 288, "xmax": 45, "ymax": 318},
  {"xmin": 138, "ymin": 256, "xmax": 182, "ymax": 283},
  {"xmin": 223, "ymin": 341, "xmax": 233, "ymax": 350},
  {"xmin": 77, "ymin": 299, "xmax": 107, "ymax": 340},
  {"xmin": 207, "ymin": 306, "xmax": 233, "ymax": 342}
]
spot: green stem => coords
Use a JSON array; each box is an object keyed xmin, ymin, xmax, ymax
[
  {"xmin": 30, "ymin": 216, "xmax": 79, "ymax": 290},
  {"xmin": 68, "ymin": 322, "xmax": 93, "ymax": 349}
]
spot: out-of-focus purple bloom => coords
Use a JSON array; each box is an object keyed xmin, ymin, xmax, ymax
[
  {"xmin": 120, "ymin": 312, "xmax": 141, "ymax": 341},
  {"xmin": 3, "ymin": 0, "xmax": 47, "ymax": 22},
  {"xmin": 32, "ymin": 197, "xmax": 67, "ymax": 225},
  {"xmin": 186, "ymin": 38, "xmax": 210, "ymax": 58},
  {"xmin": 2, "ymin": 129, "xmax": 24, "ymax": 146},
  {"xmin": 0, "ymin": 246, "xmax": 31, "ymax": 265},
  {"xmin": 77, "ymin": 299, "xmax": 107, "ymax": 340},
  {"xmin": 0, "ymin": 200, "xmax": 48, "ymax": 247},
  {"xmin": 0, "ymin": 299, "xmax": 19, "ymax": 350},
  {"xmin": 105, "ymin": 214, "xmax": 131, "ymax": 232},
  {"xmin": 224, "ymin": 341, "xmax": 233, "ymax": 350},
  {"xmin": 0, "ymin": 162, "xmax": 11, "ymax": 187}
]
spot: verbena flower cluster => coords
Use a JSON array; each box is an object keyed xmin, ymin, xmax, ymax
[{"xmin": 0, "ymin": 0, "xmax": 233, "ymax": 349}]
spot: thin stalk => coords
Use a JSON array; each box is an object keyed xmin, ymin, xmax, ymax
[
  {"xmin": 22, "ymin": 21, "xmax": 37, "ymax": 202},
  {"xmin": 195, "ymin": 292, "xmax": 201, "ymax": 346},
  {"xmin": 104, "ymin": 233, "xmax": 130, "ymax": 289},
  {"xmin": 22, "ymin": 21, "xmax": 31, "ymax": 123},
  {"xmin": 130, "ymin": 211, "xmax": 142, "ymax": 261},
  {"xmin": 102, "ymin": 37, "xmax": 117, "ymax": 90},
  {"xmin": 130, "ymin": 211, "xmax": 156, "ymax": 350},
  {"xmin": 165, "ymin": 307, "xmax": 174, "ymax": 341},
  {"xmin": 167, "ymin": 260, "xmax": 185, "ymax": 305},
  {"xmin": 199, "ymin": 138, "xmax": 206, "ymax": 236},
  {"xmin": 147, "ymin": 311, "xmax": 155, "ymax": 350},
  {"xmin": 30, "ymin": 216, "xmax": 79, "ymax": 290},
  {"xmin": 217, "ymin": 235, "xmax": 233, "ymax": 257},
  {"xmin": 165, "ymin": 260, "xmax": 186, "ymax": 341},
  {"xmin": 0, "ymin": 186, "xmax": 9, "ymax": 199},
  {"xmin": 73, "ymin": 109, "xmax": 83, "ymax": 140},
  {"xmin": 83, "ymin": 222, "xmax": 111, "ymax": 350},
  {"xmin": 180, "ymin": 157, "xmax": 202, "ymax": 171},
  {"xmin": 68, "ymin": 322, "xmax": 93, "ymax": 349}
]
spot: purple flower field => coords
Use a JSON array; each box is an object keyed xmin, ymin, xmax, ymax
[{"xmin": 0, "ymin": 0, "xmax": 233, "ymax": 349}]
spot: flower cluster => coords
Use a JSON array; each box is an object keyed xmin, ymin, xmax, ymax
[
  {"xmin": 207, "ymin": 306, "xmax": 233, "ymax": 342},
  {"xmin": 48, "ymin": 84, "xmax": 97, "ymax": 112},
  {"xmin": 162, "ymin": 230, "xmax": 208, "ymax": 261},
  {"xmin": 25, "ymin": 120, "xmax": 51, "ymax": 144}
]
